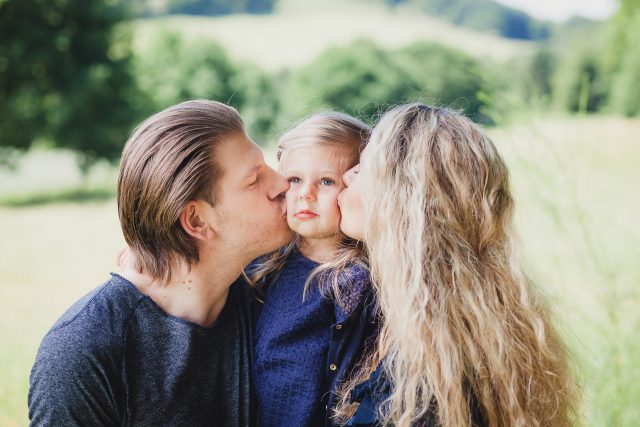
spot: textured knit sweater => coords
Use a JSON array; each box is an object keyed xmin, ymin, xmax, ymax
[
  {"xmin": 29, "ymin": 273, "xmax": 255, "ymax": 426},
  {"xmin": 253, "ymin": 250, "xmax": 334, "ymax": 427}
]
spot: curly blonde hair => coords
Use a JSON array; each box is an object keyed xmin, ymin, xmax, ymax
[{"xmin": 335, "ymin": 104, "xmax": 578, "ymax": 426}]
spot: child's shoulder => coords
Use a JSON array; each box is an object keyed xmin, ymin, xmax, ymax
[
  {"xmin": 337, "ymin": 263, "xmax": 370, "ymax": 288},
  {"xmin": 334, "ymin": 263, "xmax": 371, "ymax": 319}
]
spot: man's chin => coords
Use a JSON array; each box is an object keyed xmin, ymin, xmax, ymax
[{"xmin": 271, "ymin": 227, "xmax": 294, "ymax": 250}]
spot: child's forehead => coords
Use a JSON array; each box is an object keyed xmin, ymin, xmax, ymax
[
  {"xmin": 283, "ymin": 142, "xmax": 357, "ymax": 158},
  {"xmin": 280, "ymin": 144, "xmax": 357, "ymax": 171}
]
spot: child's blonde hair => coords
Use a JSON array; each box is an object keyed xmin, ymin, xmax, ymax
[{"xmin": 246, "ymin": 112, "xmax": 371, "ymax": 306}]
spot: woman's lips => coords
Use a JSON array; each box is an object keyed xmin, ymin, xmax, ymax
[{"xmin": 295, "ymin": 209, "xmax": 318, "ymax": 219}]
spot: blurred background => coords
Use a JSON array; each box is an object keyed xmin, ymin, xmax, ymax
[{"xmin": 1, "ymin": 0, "xmax": 638, "ymax": 425}]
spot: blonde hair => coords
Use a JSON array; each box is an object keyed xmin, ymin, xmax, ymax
[
  {"xmin": 335, "ymin": 104, "xmax": 578, "ymax": 426},
  {"xmin": 246, "ymin": 112, "xmax": 370, "ymax": 305}
]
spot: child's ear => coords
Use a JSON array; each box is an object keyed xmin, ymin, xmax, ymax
[{"xmin": 179, "ymin": 201, "xmax": 216, "ymax": 240}]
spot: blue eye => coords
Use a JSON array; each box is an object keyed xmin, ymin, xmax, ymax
[
  {"xmin": 320, "ymin": 178, "xmax": 335, "ymax": 186},
  {"xmin": 289, "ymin": 176, "xmax": 301, "ymax": 184}
]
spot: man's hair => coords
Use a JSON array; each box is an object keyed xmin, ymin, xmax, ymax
[{"xmin": 117, "ymin": 99, "xmax": 245, "ymax": 283}]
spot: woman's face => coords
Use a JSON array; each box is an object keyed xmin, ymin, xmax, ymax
[{"xmin": 337, "ymin": 163, "xmax": 364, "ymax": 241}]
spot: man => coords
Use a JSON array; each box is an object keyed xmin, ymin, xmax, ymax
[{"xmin": 28, "ymin": 100, "xmax": 292, "ymax": 426}]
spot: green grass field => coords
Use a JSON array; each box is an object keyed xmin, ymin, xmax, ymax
[{"xmin": 1, "ymin": 115, "xmax": 638, "ymax": 425}]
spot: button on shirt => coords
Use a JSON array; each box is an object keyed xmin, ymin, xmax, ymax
[{"xmin": 323, "ymin": 269, "xmax": 378, "ymax": 427}]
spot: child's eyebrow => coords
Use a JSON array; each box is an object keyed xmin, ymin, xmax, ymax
[{"xmin": 284, "ymin": 169, "xmax": 342, "ymax": 176}]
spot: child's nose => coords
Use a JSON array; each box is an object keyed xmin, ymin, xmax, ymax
[{"xmin": 299, "ymin": 183, "xmax": 316, "ymax": 201}]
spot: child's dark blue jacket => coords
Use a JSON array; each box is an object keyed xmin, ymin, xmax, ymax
[{"xmin": 251, "ymin": 250, "xmax": 377, "ymax": 427}]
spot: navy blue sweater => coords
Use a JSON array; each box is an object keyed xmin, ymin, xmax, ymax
[
  {"xmin": 253, "ymin": 251, "xmax": 331, "ymax": 426},
  {"xmin": 252, "ymin": 250, "xmax": 375, "ymax": 427}
]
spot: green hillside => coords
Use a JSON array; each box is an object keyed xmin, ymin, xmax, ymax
[{"xmin": 133, "ymin": 0, "xmax": 535, "ymax": 71}]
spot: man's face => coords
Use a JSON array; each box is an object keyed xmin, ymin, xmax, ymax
[{"xmin": 209, "ymin": 133, "xmax": 293, "ymax": 262}]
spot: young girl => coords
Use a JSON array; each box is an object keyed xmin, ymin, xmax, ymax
[{"xmin": 247, "ymin": 112, "xmax": 376, "ymax": 427}]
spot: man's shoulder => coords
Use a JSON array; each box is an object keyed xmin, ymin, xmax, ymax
[
  {"xmin": 29, "ymin": 274, "xmax": 140, "ymax": 426},
  {"xmin": 43, "ymin": 274, "xmax": 145, "ymax": 351}
]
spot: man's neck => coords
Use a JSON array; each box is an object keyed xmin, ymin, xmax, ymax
[{"xmin": 120, "ymin": 248, "xmax": 247, "ymax": 327}]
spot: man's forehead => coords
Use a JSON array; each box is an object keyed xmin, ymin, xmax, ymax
[{"xmin": 215, "ymin": 134, "xmax": 263, "ymax": 177}]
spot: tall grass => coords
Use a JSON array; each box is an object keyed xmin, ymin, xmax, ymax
[{"xmin": 491, "ymin": 114, "xmax": 640, "ymax": 425}]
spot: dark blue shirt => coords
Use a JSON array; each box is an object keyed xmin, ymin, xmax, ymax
[
  {"xmin": 29, "ymin": 273, "xmax": 255, "ymax": 426},
  {"xmin": 324, "ymin": 277, "xmax": 378, "ymax": 427},
  {"xmin": 346, "ymin": 362, "xmax": 485, "ymax": 427},
  {"xmin": 253, "ymin": 251, "xmax": 376, "ymax": 427},
  {"xmin": 253, "ymin": 251, "xmax": 332, "ymax": 426}
]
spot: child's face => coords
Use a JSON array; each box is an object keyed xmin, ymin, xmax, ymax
[{"xmin": 281, "ymin": 145, "xmax": 354, "ymax": 241}]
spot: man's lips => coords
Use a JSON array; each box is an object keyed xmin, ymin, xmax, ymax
[{"xmin": 295, "ymin": 209, "xmax": 318, "ymax": 219}]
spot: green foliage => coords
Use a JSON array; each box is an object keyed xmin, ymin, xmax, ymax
[
  {"xmin": 605, "ymin": 0, "xmax": 640, "ymax": 116},
  {"xmin": 528, "ymin": 47, "xmax": 556, "ymax": 100},
  {"xmin": 552, "ymin": 41, "xmax": 608, "ymax": 113},
  {"xmin": 408, "ymin": 0, "xmax": 551, "ymax": 40},
  {"xmin": 142, "ymin": 0, "xmax": 277, "ymax": 16},
  {"xmin": 283, "ymin": 40, "xmax": 413, "ymax": 125},
  {"xmin": 547, "ymin": 0, "xmax": 640, "ymax": 117},
  {"xmin": 283, "ymin": 40, "xmax": 495, "ymax": 127},
  {"xmin": 230, "ymin": 63, "xmax": 281, "ymax": 143},
  {"xmin": 134, "ymin": 31, "xmax": 279, "ymax": 143},
  {"xmin": 392, "ymin": 42, "xmax": 494, "ymax": 122},
  {"xmin": 0, "ymin": 0, "xmax": 143, "ymax": 170},
  {"xmin": 609, "ymin": 27, "xmax": 640, "ymax": 116},
  {"xmin": 501, "ymin": 45, "xmax": 557, "ymax": 114}
]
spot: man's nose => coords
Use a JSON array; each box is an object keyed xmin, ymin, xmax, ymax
[{"xmin": 268, "ymin": 167, "xmax": 289, "ymax": 201}]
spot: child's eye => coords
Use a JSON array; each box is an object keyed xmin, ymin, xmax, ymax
[
  {"xmin": 288, "ymin": 176, "xmax": 301, "ymax": 184},
  {"xmin": 320, "ymin": 178, "xmax": 335, "ymax": 186}
]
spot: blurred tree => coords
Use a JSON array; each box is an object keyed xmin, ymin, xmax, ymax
[
  {"xmin": 524, "ymin": 46, "xmax": 556, "ymax": 104},
  {"xmin": 143, "ymin": 0, "xmax": 277, "ymax": 16},
  {"xmin": 604, "ymin": 0, "xmax": 640, "ymax": 116},
  {"xmin": 134, "ymin": 31, "xmax": 279, "ymax": 143},
  {"xmin": 553, "ymin": 46, "xmax": 608, "ymax": 113},
  {"xmin": 0, "ymin": 0, "xmax": 142, "ymax": 171},
  {"xmin": 609, "ymin": 24, "xmax": 640, "ymax": 116},
  {"xmin": 392, "ymin": 42, "xmax": 495, "ymax": 123},
  {"xmin": 283, "ymin": 40, "xmax": 414, "ymax": 126},
  {"xmin": 283, "ymin": 40, "xmax": 495, "ymax": 126},
  {"xmin": 405, "ymin": 0, "xmax": 551, "ymax": 40},
  {"xmin": 231, "ymin": 63, "xmax": 281, "ymax": 143}
]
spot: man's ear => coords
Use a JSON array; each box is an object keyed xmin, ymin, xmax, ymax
[{"xmin": 179, "ymin": 200, "xmax": 216, "ymax": 240}]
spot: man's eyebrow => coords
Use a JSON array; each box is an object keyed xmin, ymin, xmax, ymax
[{"xmin": 243, "ymin": 164, "xmax": 261, "ymax": 180}]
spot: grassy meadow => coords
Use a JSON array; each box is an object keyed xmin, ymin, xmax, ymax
[{"xmin": 1, "ymin": 115, "xmax": 638, "ymax": 425}]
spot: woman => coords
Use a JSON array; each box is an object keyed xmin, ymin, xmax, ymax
[{"xmin": 334, "ymin": 104, "xmax": 577, "ymax": 426}]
